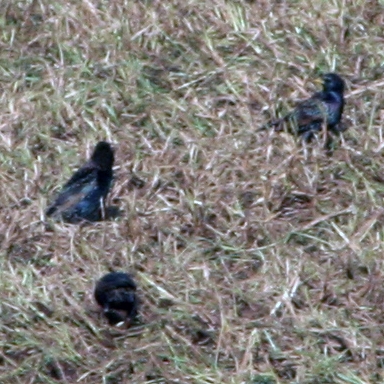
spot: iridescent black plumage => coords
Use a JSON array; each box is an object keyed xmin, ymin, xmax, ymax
[
  {"xmin": 94, "ymin": 272, "xmax": 138, "ymax": 325},
  {"xmin": 46, "ymin": 141, "xmax": 114, "ymax": 223},
  {"xmin": 263, "ymin": 73, "xmax": 345, "ymax": 141}
]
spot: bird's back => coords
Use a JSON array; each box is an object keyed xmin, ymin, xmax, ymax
[{"xmin": 46, "ymin": 160, "xmax": 113, "ymax": 222}]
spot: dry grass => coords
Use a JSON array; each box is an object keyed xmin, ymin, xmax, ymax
[{"xmin": 1, "ymin": 0, "xmax": 384, "ymax": 383}]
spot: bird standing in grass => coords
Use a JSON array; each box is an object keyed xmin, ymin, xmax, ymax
[
  {"xmin": 94, "ymin": 272, "xmax": 138, "ymax": 325},
  {"xmin": 262, "ymin": 73, "xmax": 346, "ymax": 142},
  {"xmin": 46, "ymin": 141, "xmax": 114, "ymax": 223}
]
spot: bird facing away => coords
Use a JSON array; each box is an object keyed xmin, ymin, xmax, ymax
[
  {"xmin": 46, "ymin": 141, "xmax": 114, "ymax": 223},
  {"xmin": 94, "ymin": 272, "xmax": 138, "ymax": 325},
  {"xmin": 263, "ymin": 73, "xmax": 345, "ymax": 142}
]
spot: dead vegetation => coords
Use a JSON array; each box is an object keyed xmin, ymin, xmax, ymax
[{"xmin": 1, "ymin": 0, "xmax": 384, "ymax": 383}]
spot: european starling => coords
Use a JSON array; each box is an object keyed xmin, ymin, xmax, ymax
[
  {"xmin": 263, "ymin": 73, "xmax": 345, "ymax": 142},
  {"xmin": 46, "ymin": 141, "xmax": 114, "ymax": 223},
  {"xmin": 94, "ymin": 272, "xmax": 138, "ymax": 325}
]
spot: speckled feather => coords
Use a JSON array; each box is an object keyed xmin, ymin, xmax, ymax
[{"xmin": 46, "ymin": 141, "xmax": 114, "ymax": 223}]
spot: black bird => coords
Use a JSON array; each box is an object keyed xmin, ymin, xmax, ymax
[
  {"xmin": 46, "ymin": 141, "xmax": 114, "ymax": 223},
  {"xmin": 94, "ymin": 272, "xmax": 138, "ymax": 325},
  {"xmin": 262, "ymin": 73, "xmax": 345, "ymax": 142}
]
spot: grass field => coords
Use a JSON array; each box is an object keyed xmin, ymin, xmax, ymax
[{"xmin": 1, "ymin": 0, "xmax": 384, "ymax": 383}]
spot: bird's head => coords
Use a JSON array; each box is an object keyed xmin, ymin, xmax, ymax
[
  {"xmin": 91, "ymin": 141, "xmax": 114, "ymax": 170},
  {"xmin": 321, "ymin": 73, "xmax": 345, "ymax": 94}
]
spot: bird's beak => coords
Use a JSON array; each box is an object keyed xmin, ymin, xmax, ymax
[{"xmin": 313, "ymin": 77, "xmax": 323, "ymax": 86}]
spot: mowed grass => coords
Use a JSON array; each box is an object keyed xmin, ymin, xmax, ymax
[{"xmin": 1, "ymin": 0, "xmax": 384, "ymax": 383}]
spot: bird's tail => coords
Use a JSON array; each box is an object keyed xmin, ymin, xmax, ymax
[{"xmin": 257, "ymin": 119, "xmax": 284, "ymax": 133}]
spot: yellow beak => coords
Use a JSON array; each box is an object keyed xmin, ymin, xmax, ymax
[{"xmin": 313, "ymin": 77, "xmax": 323, "ymax": 86}]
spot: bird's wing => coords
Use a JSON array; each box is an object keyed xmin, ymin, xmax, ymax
[
  {"xmin": 289, "ymin": 95, "xmax": 328, "ymax": 127},
  {"xmin": 260, "ymin": 93, "xmax": 327, "ymax": 133},
  {"xmin": 62, "ymin": 161, "xmax": 98, "ymax": 188},
  {"xmin": 46, "ymin": 166, "xmax": 97, "ymax": 216}
]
